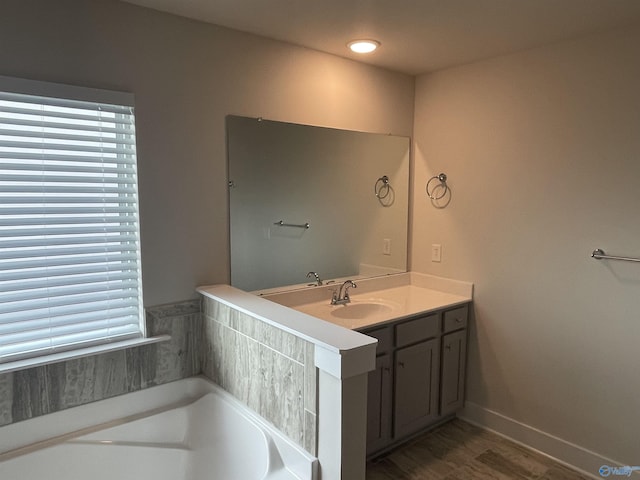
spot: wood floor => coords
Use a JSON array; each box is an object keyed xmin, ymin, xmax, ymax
[{"xmin": 366, "ymin": 419, "xmax": 592, "ymax": 480}]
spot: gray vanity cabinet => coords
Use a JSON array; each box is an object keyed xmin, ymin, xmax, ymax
[
  {"xmin": 364, "ymin": 326, "xmax": 393, "ymax": 455},
  {"xmin": 361, "ymin": 303, "xmax": 469, "ymax": 457},
  {"xmin": 440, "ymin": 305, "xmax": 468, "ymax": 416},
  {"xmin": 440, "ymin": 329, "xmax": 467, "ymax": 415},
  {"xmin": 366, "ymin": 353, "xmax": 393, "ymax": 452},
  {"xmin": 393, "ymin": 337, "xmax": 440, "ymax": 437}
]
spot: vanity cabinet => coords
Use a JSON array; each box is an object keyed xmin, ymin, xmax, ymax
[
  {"xmin": 441, "ymin": 329, "xmax": 467, "ymax": 415},
  {"xmin": 394, "ymin": 338, "xmax": 440, "ymax": 437},
  {"xmin": 361, "ymin": 303, "xmax": 469, "ymax": 457},
  {"xmin": 366, "ymin": 353, "xmax": 393, "ymax": 452}
]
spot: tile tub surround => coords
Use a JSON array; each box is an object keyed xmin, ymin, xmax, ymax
[
  {"xmin": 0, "ymin": 300, "xmax": 201, "ymax": 427},
  {"xmin": 198, "ymin": 284, "xmax": 378, "ymax": 480},
  {"xmin": 201, "ymin": 295, "xmax": 316, "ymax": 454}
]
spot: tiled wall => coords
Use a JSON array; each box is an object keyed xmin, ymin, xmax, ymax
[
  {"xmin": 201, "ymin": 296, "xmax": 318, "ymax": 455},
  {"xmin": 0, "ymin": 299, "xmax": 201, "ymax": 427},
  {"xmin": 1, "ymin": 296, "xmax": 319, "ymax": 457}
]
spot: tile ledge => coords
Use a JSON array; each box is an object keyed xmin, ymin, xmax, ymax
[
  {"xmin": 0, "ymin": 335, "xmax": 171, "ymax": 374},
  {"xmin": 145, "ymin": 299, "xmax": 202, "ymax": 319}
]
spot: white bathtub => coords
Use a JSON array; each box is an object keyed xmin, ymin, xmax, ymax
[{"xmin": 0, "ymin": 376, "xmax": 317, "ymax": 480}]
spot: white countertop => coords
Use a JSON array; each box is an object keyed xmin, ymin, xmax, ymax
[
  {"xmin": 265, "ymin": 272, "xmax": 473, "ymax": 330},
  {"xmin": 291, "ymin": 285, "xmax": 469, "ymax": 330}
]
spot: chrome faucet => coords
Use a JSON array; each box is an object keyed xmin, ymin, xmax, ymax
[
  {"xmin": 332, "ymin": 280, "xmax": 357, "ymax": 305},
  {"xmin": 306, "ymin": 271, "xmax": 323, "ymax": 286}
]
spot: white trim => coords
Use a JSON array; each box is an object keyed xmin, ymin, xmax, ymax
[
  {"xmin": 0, "ymin": 335, "xmax": 170, "ymax": 374},
  {"xmin": 459, "ymin": 401, "xmax": 640, "ymax": 479},
  {"xmin": 314, "ymin": 342, "xmax": 377, "ymax": 379}
]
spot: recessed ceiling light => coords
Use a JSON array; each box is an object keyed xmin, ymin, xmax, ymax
[{"xmin": 348, "ymin": 39, "xmax": 380, "ymax": 54}]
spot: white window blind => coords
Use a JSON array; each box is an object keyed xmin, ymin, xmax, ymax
[{"xmin": 0, "ymin": 78, "xmax": 144, "ymax": 364}]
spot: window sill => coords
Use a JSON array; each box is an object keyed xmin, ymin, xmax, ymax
[{"xmin": 0, "ymin": 335, "xmax": 171, "ymax": 375}]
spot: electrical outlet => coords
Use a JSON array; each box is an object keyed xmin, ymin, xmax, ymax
[
  {"xmin": 431, "ymin": 244, "xmax": 442, "ymax": 262},
  {"xmin": 383, "ymin": 238, "xmax": 391, "ymax": 255}
]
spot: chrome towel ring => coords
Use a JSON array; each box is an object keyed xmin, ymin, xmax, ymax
[
  {"xmin": 426, "ymin": 173, "xmax": 448, "ymax": 200},
  {"xmin": 374, "ymin": 175, "xmax": 390, "ymax": 199}
]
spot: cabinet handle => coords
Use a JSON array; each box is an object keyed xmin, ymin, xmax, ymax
[
  {"xmin": 445, "ymin": 344, "xmax": 451, "ymax": 351},
  {"xmin": 456, "ymin": 317, "xmax": 462, "ymax": 323},
  {"xmin": 398, "ymin": 361, "xmax": 405, "ymax": 368},
  {"xmin": 383, "ymin": 367, "xmax": 391, "ymax": 374}
]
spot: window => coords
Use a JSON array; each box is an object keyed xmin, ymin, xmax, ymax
[{"xmin": 0, "ymin": 76, "xmax": 144, "ymax": 365}]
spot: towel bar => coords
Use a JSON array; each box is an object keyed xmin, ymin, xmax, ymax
[{"xmin": 591, "ymin": 248, "xmax": 640, "ymax": 263}]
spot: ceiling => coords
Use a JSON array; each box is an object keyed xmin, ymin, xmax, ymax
[{"xmin": 122, "ymin": 0, "xmax": 640, "ymax": 75}]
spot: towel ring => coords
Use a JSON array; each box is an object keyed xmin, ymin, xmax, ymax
[
  {"xmin": 374, "ymin": 175, "xmax": 390, "ymax": 199},
  {"xmin": 426, "ymin": 173, "xmax": 448, "ymax": 200}
]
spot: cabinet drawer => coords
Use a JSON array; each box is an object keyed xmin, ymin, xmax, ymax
[
  {"xmin": 395, "ymin": 314, "xmax": 439, "ymax": 348},
  {"xmin": 443, "ymin": 305, "xmax": 468, "ymax": 333},
  {"xmin": 365, "ymin": 326, "xmax": 393, "ymax": 353}
]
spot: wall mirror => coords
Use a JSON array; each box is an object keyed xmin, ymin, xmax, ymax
[{"xmin": 227, "ymin": 115, "xmax": 410, "ymax": 292}]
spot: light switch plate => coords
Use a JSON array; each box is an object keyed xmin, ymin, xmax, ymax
[
  {"xmin": 431, "ymin": 244, "xmax": 442, "ymax": 262},
  {"xmin": 383, "ymin": 238, "xmax": 391, "ymax": 255}
]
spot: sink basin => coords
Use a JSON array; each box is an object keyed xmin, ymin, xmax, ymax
[
  {"xmin": 330, "ymin": 302, "xmax": 393, "ymax": 320},
  {"xmin": 293, "ymin": 297, "xmax": 402, "ymax": 328}
]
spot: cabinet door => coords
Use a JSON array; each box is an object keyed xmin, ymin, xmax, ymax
[
  {"xmin": 441, "ymin": 329, "xmax": 467, "ymax": 416},
  {"xmin": 394, "ymin": 338, "xmax": 439, "ymax": 438},
  {"xmin": 367, "ymin": 354, "xmax": 393, "ymax": 454}
]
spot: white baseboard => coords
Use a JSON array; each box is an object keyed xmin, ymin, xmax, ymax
[{"xmin": 459, "ymin": 401, "xmax": 640, "ymax": 480}]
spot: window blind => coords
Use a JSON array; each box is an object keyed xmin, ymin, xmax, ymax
[{"xmin": 0, "ymin": 83, "xmax": 144, "ymax": 364}]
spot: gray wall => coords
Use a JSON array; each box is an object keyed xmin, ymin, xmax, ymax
[
  {"xmin": 0, "ymin": 0, "xmax": 414, "ymax": 306},
  {"xmin": 412, "ymin": 24, "xmax": 640, "ymax": 465}
]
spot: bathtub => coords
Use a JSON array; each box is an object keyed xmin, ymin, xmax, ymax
[{"xmin": 0, "ymin": 376, "xmax": 317, "ymax": 480}]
